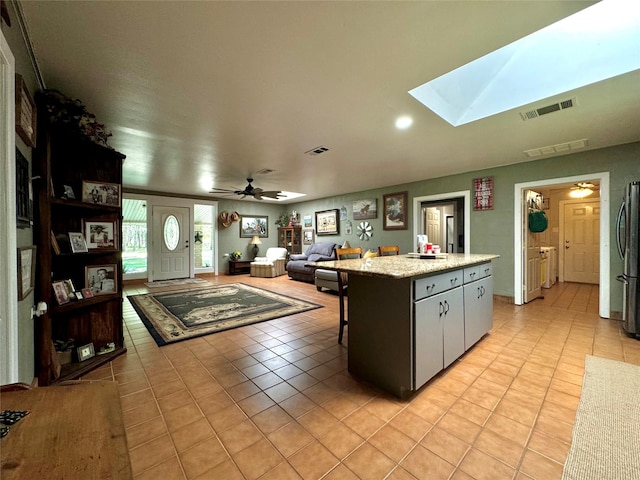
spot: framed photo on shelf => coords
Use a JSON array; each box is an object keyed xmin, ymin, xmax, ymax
[
  {"xmin": 17, "ymin": 246, "xmax": 36, "ymax": 300},
  {"xmin": 62, "ymin": 185, "xmax": 76, "ymax": 199},
  {"xmin": 81, "ymin": 180, "xmax": 121, "ymax": 207},
  {"xmin": 82, "ymin": 219, "xmax": 117, "ymax": 250},
  {"xmin": 15, "ymin": 74, "xmax": 36, "ymax": 148},
  {"xmin": 383, "ymin": 191, "xmax": 408, "ymax": 230},
  {"xmin": 85, "ymin": 264, "xmax": 117, "ymax": 296},
  {"xmin": 68, "ymin": 232, "xmax": 88, "ymax": 253},
  {"xmin": 240, "ymin": 215, "xmax": 268, "ymax": 238},
  {"xmin": 52, "ymin": 280, "xmax": 70, "ymax": 305},
  {"xmin": 77, "ymin": 343, "xmax": 95, "ymax": 362},
  {"xmin": 81, "ymin": 287, "xmax": 94, "ymax": 299},
  {"xmin": 315, "ymin": 209, "xmax": 339, "ymax": 235}
]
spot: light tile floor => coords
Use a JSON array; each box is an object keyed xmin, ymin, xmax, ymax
[{"xmin": 83, "ymin": 275, "xmax": 640, "ymax": 479}]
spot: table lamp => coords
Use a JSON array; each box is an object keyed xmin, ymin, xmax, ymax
[{"xmin": 250, "ymin": 235, "xmax": 262, "ymax": 258}]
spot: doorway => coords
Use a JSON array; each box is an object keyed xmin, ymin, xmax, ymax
[
  {"xmin": 514, "ymin": 172, "xmax": 610, "ymax": 317},
  {"xmin": 413, "ymin": 191, "xmax": 470, "ymax": 254}
]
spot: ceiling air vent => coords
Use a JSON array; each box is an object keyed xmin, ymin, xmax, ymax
[
  {"xmin": 305, "ymin": 146, "xmax": 330, "ymax": 156},
  {"xmin": 255, "ymin": 168, "xmax": 275, "ymax": 175},
  {"xmin": 520, "ymin": 97, "xmax": 576, "ymax": 121}
]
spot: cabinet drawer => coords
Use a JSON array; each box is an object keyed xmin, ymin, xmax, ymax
[
  {"xmin": 464, "ymin": 262, "xmax": 492, "ymax": 284},
  {"xmin": 414, "ymin": 269, "xmax": 462, "ymax": 300}
]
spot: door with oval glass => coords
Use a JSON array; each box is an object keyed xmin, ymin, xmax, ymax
[{"xmin": 152, "ymin": 206, "xmax": 190, "ymax": 281}]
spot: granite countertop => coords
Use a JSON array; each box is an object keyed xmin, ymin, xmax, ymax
[{"xmin": 306, "ymin": 253, "xmax": 499, "ymax": 279}]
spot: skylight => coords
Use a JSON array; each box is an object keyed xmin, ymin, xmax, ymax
[{"xmin": 409, "ymin": 0, "xmax": 640, "ymax": 126}]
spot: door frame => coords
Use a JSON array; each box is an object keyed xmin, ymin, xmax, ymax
[
  {"xmin": 1, "ymin": 29, "xmax": 18, "ymax": 384},
  {"xmin": 413, "ymin": 191, "xmax": 470, "ymax": 254},
  {"xmin": 513, "ymin": 172, "xmax": 610, "ymax": 317}
]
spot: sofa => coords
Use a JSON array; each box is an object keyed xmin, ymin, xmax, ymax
[
  {"xmin": 286, "ymin": 241, "xmax": 340, "ymax": 283},
  {"xmin": 250, "ymin": 247, "xmax": 289, "ymax": 278}
]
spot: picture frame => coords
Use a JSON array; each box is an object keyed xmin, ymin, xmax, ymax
[
  {"xmin": 473, "ymin": 176, "xmax": 494, "ymax": 211},
  {"xmin": 15, "ymin": 74, "xmax": 36, "ymax": 148},
  {"xmin": 81, "ymin": 287, "xmax": 94, "ymax": 299},
  {"xmin": 353, "ymin": 199, "xmax": 377, "ymax": 220},
  {"xmin": 81, "ymin": 180, "xmax": 121, "ymax": 207},
  {"xmin": 303, "ymin": 214, "xmax": 313, "ymax": 228},
  {"xmin": 17, "ymin": 246, "xmax": 36, "ymax": 300},
  {"xmin": 77, "ymin": 342, "xmax": 95, "ymax": 362},
  {"xmin": 82, "ymin": 218, "xmax": 118, "ymax": 250},
  {"xmin": 303, "ymin": 228, "xmax": 315, "ymax": 245},
  {"xmin": 62, "ymin": 185, "xmax": 76, "ymax": 199},
  {"xmin": 16, "ymin": 148, "xmax": 32, "ymax": 229},
  {"xmin": 315, "ymin": 209, "xmax": 339, "ymax": 235},
  {"xmin": 85, "ymin": 264, "xmax": 118, "ymax": 296},
  {"xmin": 383, "ymin": 191, "xmax": 409, "ymax": 230},
  {"xmin": 68, "ymin": 232, "xmax": 88, "ymax": 253},
  {"xmin": 52, "ymin": 280, "xmax": 70, "ymax": 305},
  {"xmin": 239, "ymin": 215, "xmax": 268, "ymax": 238}
]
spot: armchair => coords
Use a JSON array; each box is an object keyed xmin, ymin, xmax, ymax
[{"xmin": 250, "ymin": 247, "xmax": 289, "ymax": 278}]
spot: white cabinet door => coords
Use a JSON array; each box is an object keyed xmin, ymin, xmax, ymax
[
  {"xmin": 414, "ymin": 286, "xmax": 464, "ymax": 388},
  {"xmin": 443, "ymin": 287, "xmax": 464, "ymax": 368},
  {"xmin": 464, "ymin": 276, "xmax": 493, "ymax": 350},
  {"xmin": 415, "ymin": 294, "xmax": 443, "ymax": 389}
]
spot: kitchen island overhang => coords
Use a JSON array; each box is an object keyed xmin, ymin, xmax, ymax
[{"xmin": 307, "ymin": 253, "xmax": 500, "ymax": 398}]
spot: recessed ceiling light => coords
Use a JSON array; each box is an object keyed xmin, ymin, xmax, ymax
[{"xmin": 395, "ymin": 116, "xmax": 413, "ymax": 129}]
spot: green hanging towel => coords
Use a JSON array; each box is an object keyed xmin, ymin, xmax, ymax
[{"xmin": 528, "ymin": 211, "xmax": 548, "ymax": 232}]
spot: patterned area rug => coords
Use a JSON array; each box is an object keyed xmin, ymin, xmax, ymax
[
  {"xmin": 561, "ymin": 355, "xmax": 640, "ymax": 480},
  {"xmin": 144, "ymin": 278, "xmax": 209, "ymax": 288},
  {"xmin": 128, "ymin": 283, "xmax": 322, "ymax": 346}
]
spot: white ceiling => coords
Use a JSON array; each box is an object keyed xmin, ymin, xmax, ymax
[{"xmin": 19, "ymin": 1, "xmax": 640, "ymax": 203}]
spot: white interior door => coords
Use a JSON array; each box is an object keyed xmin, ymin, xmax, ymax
[
  {"xmin": 562, "ymin": 201, "xmax": 600, "ymax": 284},
  {"xmin": 152, "ymin": 206, "xmax": 190, "ymax": 281},
  {"xmin": 524, "ymin": 190, "xmax": 542, "ymax": 303},
  {"xmin": 426, "ymin": 208, "xmax": 441, "ymax": 245}
]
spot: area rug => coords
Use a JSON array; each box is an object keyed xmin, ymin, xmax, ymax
[
  {"xmin": 128, "ymin": 283, "xmax": 322, "ymax": 346},
  {"xmin": 561, "ymin": 355, "xmax": 640, "ymax": 480},
  {"xmin": 144, "ymin": 278, "xmax": 210, "ymax": 288}
]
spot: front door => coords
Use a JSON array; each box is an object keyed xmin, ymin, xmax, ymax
[
  {"xmin": 563, "ymin": 201, "xmax": 600, "ymax": 284},
  {"xmin": 152, "ymin": 206, "xmax": 190, "ymax": 281}
]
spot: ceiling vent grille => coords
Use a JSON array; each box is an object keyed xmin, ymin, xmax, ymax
[
  {"xmin": 305, "ymin": 146, "xmax": 330, "ymax": 156},
  {"xmin": 520, "ymin": 97, "xmax": 576, "ymax": 121},
  {"xmin": 523, "ymin": 138, "xmax": 588, "ymax": 158},
  {"xmin": 255, "ymin": 168, "xmax": 275, "ymax": 175}
]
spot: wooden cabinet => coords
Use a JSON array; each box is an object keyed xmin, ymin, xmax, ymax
[
  {"xmin": 33, "ymin": 110, "xmax": 126, "ymax": 385},
  {"xmin": 463, "ymin": 263, "xmax": 493, "ymax": 350},
  {"xmin": 278, "ymin": 226, "xmax": 302, "ymax": 254}
]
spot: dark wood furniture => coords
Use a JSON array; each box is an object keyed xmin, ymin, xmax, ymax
[
  {"xmin": 32, "ymin": 104, "xmax": 126, "ymax": 386},
  {"xmin": 278, "ymin": 226, "xmax": 302, "ymax": 254},
  {"xmin": 229, "ymin": 259, "xmax": 252, "ymax": 275},
  {"xmin": 0, "ymin": 381, "xmax": 133, "ymax": 479}
]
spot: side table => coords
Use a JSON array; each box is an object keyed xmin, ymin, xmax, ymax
[{"xmin": 229, "ymin": 259, "xmax": 252, "ymax": 275}]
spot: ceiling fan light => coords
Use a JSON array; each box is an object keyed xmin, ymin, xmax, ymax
[{"xmin": 570, "ymin": 187, "xmax": 593, "ymax": 198}]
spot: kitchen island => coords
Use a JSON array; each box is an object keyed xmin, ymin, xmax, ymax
[{"xmin": 307, "ymin": 253, "xmax": 499, "ymax": 398}]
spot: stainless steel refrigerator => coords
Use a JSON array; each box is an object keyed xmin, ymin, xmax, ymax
[{"xmin": 617, "ymin": 181, "xmax": 640, "ymax": 338}]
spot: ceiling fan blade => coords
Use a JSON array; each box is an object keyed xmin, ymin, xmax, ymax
[{"xmin": 260, "ymin": 190, "xmax": 284, "ymax": 199}]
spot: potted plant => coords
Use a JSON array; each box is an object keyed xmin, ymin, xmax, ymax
[
  {"xmin": 229, "ymin": 251, "xmax": 242, "ymax": 261},
  {"xmin": 275, "ymin": 213, "xmax": 290, "ymax": 227}
]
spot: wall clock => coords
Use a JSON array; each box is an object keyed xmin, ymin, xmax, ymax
[{"xmin": 357, "ymin": 221, "xmax": 373, "ymax": 240}]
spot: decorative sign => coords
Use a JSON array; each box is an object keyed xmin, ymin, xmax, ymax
[{"xmin": 473, "ymin": 176, "xmax": 494, "ymax": 211}]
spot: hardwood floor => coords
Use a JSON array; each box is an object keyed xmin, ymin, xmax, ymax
[{"xmin": 81, "ymin": 275, "xmax": 640, "ymax": 479}]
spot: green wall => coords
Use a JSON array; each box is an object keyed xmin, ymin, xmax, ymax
[{"xmin": 216, "ymin": 141, "xmax": 640, "ymax": 314}]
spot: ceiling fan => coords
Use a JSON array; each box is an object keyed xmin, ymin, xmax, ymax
[
  {"xmin": 209, "ymin": 177, "xmax": 284, "ymax": 200},
  {"xmin": 569, "ymin": 182, "xmax": 596, "ymax": 198}
]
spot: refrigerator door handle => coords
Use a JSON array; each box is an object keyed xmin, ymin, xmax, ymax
[{"xmin": 616, "ymin": 201, "xmax": 625, "ymax": 260}]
